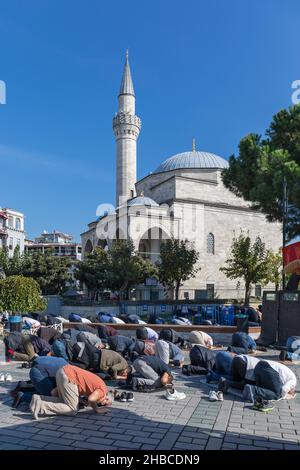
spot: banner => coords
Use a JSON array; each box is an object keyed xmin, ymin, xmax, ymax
[{"xmin": 283, "ymin": 241, "xmax": 300, "ymax": 274}]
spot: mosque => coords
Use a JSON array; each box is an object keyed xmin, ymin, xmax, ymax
[{"xmin": 81, "ymin": 52, "xmax": 281, "ymax": 301}]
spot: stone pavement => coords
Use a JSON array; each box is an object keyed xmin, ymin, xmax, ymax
[{"xmin": 0, "ymin": 343, "xmax": 300, "ymax": 451}]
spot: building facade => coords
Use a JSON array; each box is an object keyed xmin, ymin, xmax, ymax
[
  {"xmin": 0, "ymin": 208, "xmax": 26, "ymax": 255},
  {"xmin": 81, "ymin": 53, "xmax": 282, "ymax": 301},
  {"xmin": 25, "ymin": 230, "xmax": 82, "ymax": 261}
]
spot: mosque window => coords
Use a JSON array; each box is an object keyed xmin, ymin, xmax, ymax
[
  {"xmin": 15, "ymin": 218, "xmax": 21, "ymax": 230},
  {"xmin": 207, "ymin": 233, "xmax": 215, "ymax": 254}
]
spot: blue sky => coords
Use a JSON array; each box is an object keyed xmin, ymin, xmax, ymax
[{"xmin": 0, "ymin": 0, "xmax": 299, "ymax": 241}]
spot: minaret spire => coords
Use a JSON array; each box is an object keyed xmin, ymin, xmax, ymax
[
  {"xmin": 192, "ymin": 138, "xmax": 196, "ymax": 152},
  {"xmin": 113, "ymin": 52, "xmax": 141, "ymax": 206},
  {"xmin": 119, "ymin": 49, "xmax": 135, "ymax": 97}
]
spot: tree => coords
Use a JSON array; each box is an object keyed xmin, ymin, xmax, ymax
[
  {"xmin": 222, "ymin": 105, "xmax": 300, "ymax": 239},
  {"xmin": 108, "ymin": 239, "xmax": 158, "ymax": 300},
  {"xmin": 75, "ymin": 247, "xmax": 109, "ymax": 300},
  {"xmin": 220, "ymin": 233, "xmax": 271, "ymax": 305},
  {"xmin": 0, "ymin": 275, "xmax": 47, "ymax": 314},
  {"xmin": 22, "ymin": 251, "xmax": 71, "ymax": 295},
  {"xmin": 264, "ymin": 250, "xmax": 283, "ymax": 291},
  {"xmin": 0, "ymin": 246, "xmax": 23, "ymax": 276},
  {"xmin": 158, "ymin": 238, "xmax": 199, "ymax": 300}
]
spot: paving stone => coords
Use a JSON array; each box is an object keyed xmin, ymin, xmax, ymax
[{"xmin": 205, "ymin": 438, "xmax": 223, "ymax": 450}]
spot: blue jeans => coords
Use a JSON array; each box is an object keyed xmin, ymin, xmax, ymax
[
  {"xmin": 286, "ymin": 336, "xmax": 300, "ymax": 361},
  {"xmin": 21, "ymin": 367, "xmax": 56, "ymax": 403}
]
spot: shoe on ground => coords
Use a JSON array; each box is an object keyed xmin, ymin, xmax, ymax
[
  {"xmin": 253, "ymin": 398, "xmax": 274, "ymax": 413},
  {"xmin": 5, "ymin": 374, "xmax": 12, "ymax": 382},
  {"xmin": 0, "ymin": 373, "xmax": 5, "ymax": 383},
  {"xmin": 242, "ymin": 384, "xmax": 254, "ymax": 403},
  {"xmin": 165, "ymin": 388, "xmax": 186, "ymax": 401},
  {"xmin": 21, "ymin": 362, "xmax": 30, "ymax": 369},
  {"xmin": 126, "ymin": 392, "xmax": 134, "ymax": 402},
  {"xmin": 12, "ymin": 391, "xmax": 23, "ymax": 409},
  {"xmin": 113, "ymin": 391, "xmax": 127, "ymax": 402},
  {"xmin": 279, "ymin": 350, "xmax": 288, "ymax": 361},
  {"xmin": 208, "ymin": 390, "xmax": 223, "ymax": 402}
]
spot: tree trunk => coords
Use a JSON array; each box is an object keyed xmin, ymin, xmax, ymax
[
  {"xmin": 244, "ymin": 282, "xmax": 251, "ymax": 306},
  {"xmin": 175, "ymin": 282, "xmax": 180, "ymax": 301}
]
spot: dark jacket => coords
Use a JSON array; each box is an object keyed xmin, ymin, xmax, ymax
[
  {"xmin": 30, "ymin": 336, "xmax": 51, "ymax": 356},
  {"xmin": 71, "ymin": 341, "xmax": 100, "ymax": 370},
  {"xmin": 190, "ymin": 345, "xmax": 216, "ymax": 371},
  {"xmin": 4, "ymin": 332, "xmax": 23, "ymax": 352},
  {"xmin": 37, "ymin": 327, "xmax": 61, "ymax": 345}
]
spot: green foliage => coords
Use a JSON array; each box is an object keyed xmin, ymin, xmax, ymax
[
  {"xmin": 263, "ymin": 250, "xmax": 282, "ymax": 291},
  {"xmin": 76, "ymin": 239, "xmax": 158, "ymax": 300},
  {"xmin": 0, "ymin": 246, "xmax": 23, "ymax": 276},
  {"xmin": 222, "ymin": 105, "xmax": 300, "ymax": 239},
  {"xmin": 0, "ymin": 275, "xmax": 47, "ymax": 313},
  {"xmin": 220, "ymin": 233, "xmax": 271, "ymax": 305},
  {"xmin": 75, "ymin": 247, "xmax": 109, "ymax": 300},
  {"xmin": 22, "ymin": 251, "xmax": 72, "ymax": 295},
  {"xmin": 158, "ymin": 238, "xmax": 199, "ymax": 300},
  {"xmin": 107, "ymin": 239, "xmax": 158, "ymax": 300}
]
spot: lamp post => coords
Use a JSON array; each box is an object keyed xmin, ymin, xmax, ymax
[{"xmin": 282, "ymin": 176, "xmax": 288, "ymax": 290}]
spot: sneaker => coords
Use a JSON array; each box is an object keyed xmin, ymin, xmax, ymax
[
  {"xmin": 113, "ymin": 391, "xmax": 127, "ymax": 402},
  {"xmin": 279, "ymin": 350, "xmax": 288, "ymax": 361},
  {"xmin": 21, "ymin": 362, "xmax": 30, "ymax": 369},
  {"xmin": 209, "ymin": 391, "xmax": 219, "ymax": 401},
  {"xmin": 5, "ymin": 374, "xmax": 12, "ymax": 382},
  {"xmin": 253, "ymin": 398, "xmax": 274, "ymax": 413},
  {"xmin": 0, "ymin": 373, "xmax": 5, "ymax": 383},
  {"xmin": 126, "ymin": 392, "xmax": 134, "ymax": 402},
  {"xmin": 242, "ymin": 384, "xmax": 254, "ymax": 403},
  {"xmin": 165, "ymin": 388, "xmax": 186, "ymax": 401},
  {"xmin": 11, "ymin": 391, "xmax": 23, "ymax": 409}
]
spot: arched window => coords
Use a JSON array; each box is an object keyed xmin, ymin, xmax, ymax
[
  {"xmin": 15, "ymin": 218, "xmax": 21, "ymax": 230},
  {"xmin": 207, "ymin": 233, "xmax": 215, "ymax": 254},
  {"xmin": 8, "ymin": 216, "xmax": 14, "ymax": 228}
]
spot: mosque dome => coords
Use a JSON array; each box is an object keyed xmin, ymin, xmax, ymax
[
  {"xmin": 127, "ymin": 195, "xmax": 159, "ymax": 207},
  {"xmin": 154, "ymin": 150, "xmax": 229, "ymax": 173}
]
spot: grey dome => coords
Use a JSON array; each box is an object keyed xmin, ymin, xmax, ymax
[
  {"xmin": 127, "ymin": 196, "xmax": 159, "ymax": 207},
  {"xmin": 155, "ymin": 151, "xmax": 228, "ymax": 173}
]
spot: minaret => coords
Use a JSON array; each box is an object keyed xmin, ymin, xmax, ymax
[{"xmin": 113, "ymin": 50, "xmax": 141, "ymax": 206}]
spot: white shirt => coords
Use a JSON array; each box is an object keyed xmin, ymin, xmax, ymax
[
  {"xmin": 22, "ymin": 317, "xmax": 40, "ymax": 328},
  {"xmin": 240, "ymin": 355, "xmax": 297, "ymax": 397},
  {"xmin": 238, "ymin": 355, "xmax": 261, "ymax": 381},
  {"xmin": 202, "ymin": 331, "xmax": 213, "ymax": 348},
  {"xmin": 266, "ymin": 360, "xmax": 297, "ymax": 397},
  {"xmin": 111, "ymin": 316, "xmax": 125, "ymax": 324},
  {"xmin": 81, "ymin": 317, "xmax": 91, "ymax": 324},
  {"xmin": 146, "ymin": 327, "xmax": 159, "ymax": 341}
]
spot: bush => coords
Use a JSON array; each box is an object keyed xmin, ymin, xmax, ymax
[{"xmin": 0, "ymin": 275, "xmax": 47, "ymax": 314}]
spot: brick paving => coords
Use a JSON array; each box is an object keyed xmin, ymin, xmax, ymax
[{"xmin": 0, "ymin": 342, "xmax": 300, "ymax": 450}]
